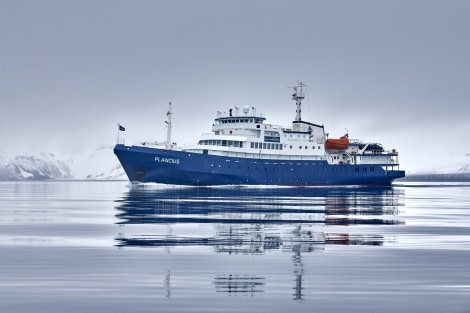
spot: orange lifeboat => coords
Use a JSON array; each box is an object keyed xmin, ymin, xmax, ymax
[{"xmin": 325, "ymin": 134, "xmax": 349, "ymax": 150}]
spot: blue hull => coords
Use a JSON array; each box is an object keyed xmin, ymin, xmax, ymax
[{"xmin": 114, "ymin": 144, "xmax": 405, "ymax": 186}]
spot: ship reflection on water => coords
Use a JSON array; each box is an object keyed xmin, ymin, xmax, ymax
[
  {"xmin": 115, "ymin": 185, "xmax": 402, "ymax": 250},
  {"xmin": 114, "ymin": 185, "xmax": 403, "ymax": 299}
]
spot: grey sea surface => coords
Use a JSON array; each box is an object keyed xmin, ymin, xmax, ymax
[{"xmin": 1, "ymin": 181, "xmax": 470, "ymax": 313}]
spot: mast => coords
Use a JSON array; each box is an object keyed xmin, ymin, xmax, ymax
[
  {"xmin": 291, "ymin": 82, "xmax": 306, "ymax": 122},
  {"xmin": 290, "ymin": 82, "xmax": 306, "ymax": 131},
  {"xmin": 165, "ymin": 102, "xmax": 172, "ymax": 149}
]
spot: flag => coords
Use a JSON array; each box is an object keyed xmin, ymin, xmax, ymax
[{"xmin": 118, "ymin": 124, "xmax": 125, "ymax": 131}]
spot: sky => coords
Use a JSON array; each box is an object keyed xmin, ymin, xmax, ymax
[{"xmin": 1, "ymin": 0, "xmax": 469, "ymax": 173}]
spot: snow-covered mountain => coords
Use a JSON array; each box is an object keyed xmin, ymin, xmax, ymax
[
  {"xmin": 393, "ymin": 152, "xmax": 470, "ymax": 182},
  {"xmin": 0, "ymin": 148, "xmax": 126, "ymax": 181},
  {"xmin": 0, "ymin": 153, "xmax": 72, "ymax": 180},
  {"xmin": 66, "ymin": 146, "xmax": 126, "ymax": 180},
  {"xmin": 411, "ymin": 153, "xmax": 470, "ymax": 175}
]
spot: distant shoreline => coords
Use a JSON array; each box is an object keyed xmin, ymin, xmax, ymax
[{"xmin": 398, "ymin": 173, "xmax": 470, "ymax": 182}]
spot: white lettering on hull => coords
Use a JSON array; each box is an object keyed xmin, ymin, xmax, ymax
[{"xmin": 155, "ymin": 156, "xmax": 180, "ymax": 164}]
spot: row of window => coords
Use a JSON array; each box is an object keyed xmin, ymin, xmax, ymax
[
  {"xmin": 250, "ymin": 142, "xmax": 283, "ymax": 150},
  {"xmin": 211, "ymin": 163, "xmax": 377, "ymax": 173},
  {"xmin": 251, "ymin": 142, "xmax": 323, "ymax": 150},
  {"xmin": 216, "ymin": 118, "xmax": 264, "ymax": 124},
  {"xmin": 354, "ymin": 167, "xmax": 376, "ymax": 172},
  {"xmin": 296, "ymin": 145, "xmax": 322, "ymax": 150},
  {"xmin": 198, "ymin": 140, "xmax": 322, "ymax": 151},
  {"xmin": 199, "ymin": 140, "xmax": 242, "ymax": 147}
]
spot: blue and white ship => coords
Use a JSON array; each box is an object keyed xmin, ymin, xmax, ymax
[{"xmin": 114, "ymin": 83, "xmax": 405, "ymax": 185}]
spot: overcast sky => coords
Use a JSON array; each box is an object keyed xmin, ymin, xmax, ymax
[{"xmin": 1, "ymin": 0, "xmax": 469, "ymax": 172}]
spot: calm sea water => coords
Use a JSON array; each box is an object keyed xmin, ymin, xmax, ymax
[{"xmin": 1, "ymin": 181, "xmax": 470, "ymax": 313}]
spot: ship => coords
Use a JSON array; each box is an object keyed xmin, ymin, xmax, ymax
[{"xmin": 114, "ymin": 83, "xmax": 405, "ymax": 185}]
